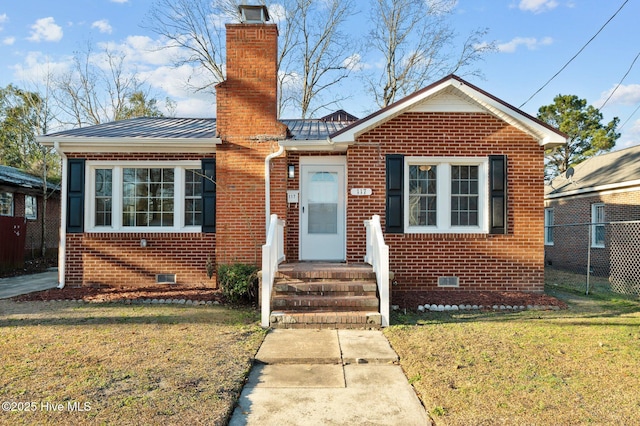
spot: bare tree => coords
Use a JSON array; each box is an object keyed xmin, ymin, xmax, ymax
[
  {"xmin": 294, "ymin": 0, "xmax": 357, "ymax": 118},
  {"xmin": 53, "ymin": 43, "xmax": 149, "ymax": 126},
  {"xmin": 367, "ymin": 0, "xmax": 495, "ymax": 108},
  {"xmin": 144, "ymin": 0, "xmax": 241, "ymax": 94}
]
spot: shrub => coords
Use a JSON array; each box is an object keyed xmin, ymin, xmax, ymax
[{"xmin": 217, "ymin": 263, "xmax": 259, "ymax": 303}]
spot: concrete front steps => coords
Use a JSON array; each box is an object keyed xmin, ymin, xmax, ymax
[{"xmin": 269, "ymin": 263, "xmax": 382, "ymax": 329}]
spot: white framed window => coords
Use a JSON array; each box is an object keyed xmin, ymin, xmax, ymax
[
  {"xmin": 0, "ymin": 192, "xmax": 13, "ymax": 216},
  {"xmin": 404, "ymin": 157, "xmax": 488, "ymax": 233},
  {"xmin": 544, "ymin": 207, "xmax": 554, "ymax": 245},
  {"xmin": 591, "ymin": 203, "xmax": 605, "ymax": 248},
  {"xmin": 86, "ymin": 161, "xmax": 202, "ymax": 232},
  {"xmin": 25, "ymin": 195, "xmax": 37, "ymax": 220}
]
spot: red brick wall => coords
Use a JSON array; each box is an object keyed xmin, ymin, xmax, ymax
[
  {"xmin": 24, "ymin": 192, "xmax": 60, "ymax": 259},
  {"xmin": 65, "ymin": 233, "xmax": 215, "ymax": 288},
  {"xmin": 345, "ymin": 112, "xmax": 546, "ymax": 292}
]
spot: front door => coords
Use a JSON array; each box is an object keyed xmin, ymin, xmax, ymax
[{"xmin": 299, "ymin": 157, "xmax": 346, "ymax": 261}]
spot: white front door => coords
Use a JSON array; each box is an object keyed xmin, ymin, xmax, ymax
[{"xmin": 300, "ymin": 157, "xmax": 346, "ymax": 261}]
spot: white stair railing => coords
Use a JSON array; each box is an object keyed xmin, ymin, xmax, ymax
[
  {"xmin": 364, "ymin": 215, "xmax": 390, "ymax": 327},
  {"xmin": 261, "ymin": 214, "xmax": 285, "ymax": 328}
]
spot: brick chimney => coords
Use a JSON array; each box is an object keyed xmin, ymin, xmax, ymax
[
  {"xmin": 215, "ymin": 5, "xmax": 288, "ymax": 266},
  {"xmin": 216, "ymin": 6, "xmax": 287, "ymax": 140}
]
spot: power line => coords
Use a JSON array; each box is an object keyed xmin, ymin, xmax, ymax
[
  {"xmin": 618, "ymin": 102, "xmax": 640, "ymax": 132},
  {"xmin": 598, "ymin": 51, "xmax": 640, "ymax": 110},
  {"xmin": 519, "ymin": 0, "xmax": 630, "ymax": 109}
]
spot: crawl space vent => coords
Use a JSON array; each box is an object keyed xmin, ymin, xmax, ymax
[
  {"xmin": 156, "ymin": 274, "xmax": 177, "ymax": 284},
  {"xmin": 438, "ymin": 276, "xmax": 459, "ymax": 287}
]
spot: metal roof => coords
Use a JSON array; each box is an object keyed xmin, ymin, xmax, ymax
[
  {"xmin": 546, "ymin": 144, "xmax": 640, "ymax": 197},
  {"xmin": 42, "ymin": 117, "xmax": 218, "ymax": 139},
  {"xmin": 0, "ymin": 165, "xmax": 59, "ymax": 192},
  {"xmin": 38, "ymin": 116, "xmax": 359, "ymax": 142},
  {"xmin": 281, "ymin": 118, "xmax": 356, "ymax": 141}
]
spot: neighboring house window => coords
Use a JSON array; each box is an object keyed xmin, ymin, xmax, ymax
[
  {"xmin": 87, "ymin": 162, "xmax": 202, "ymax": 231},
  {"xmin": 591, "ymin": 203, "xmax": 605, "ymax": 248},
  {"xmin": 25, "ymin": 195, "xmax": 37, "ymax": 220},
  {"xmin": 0, "ymin": 192, "xmax": 13, "ymax": 216},
  {"xmin": 544, "ymin": 208, "xmax": 554, "ymax": 245},
  {"xmin": 184, "ymin": 169, "xmax": 203, "ymax": 226},
  {"xmin": 404, "ymin": 158, "xmax": 487, "ymax": 233}
]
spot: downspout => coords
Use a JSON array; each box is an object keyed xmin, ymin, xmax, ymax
[
  {"xmin": 54, "ymin": 141, "xmax": 67, "ymax": 289},
  {"xmin": 265, "ymin": 143, "xmax": 285, "ymax": 231}
]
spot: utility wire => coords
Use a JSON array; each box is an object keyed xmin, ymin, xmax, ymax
[
  {"xmin": 618, "ymin": 102, "xmax": 640, "ymax": 131},
  {"xmin": 598, "ymin": 51, "xmax": 640, "ymax": 110},
  {"xmin": 519, "ymin": 0, "xmax": 630, "ymax": 108}
]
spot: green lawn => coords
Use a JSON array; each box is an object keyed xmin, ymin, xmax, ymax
[
  {"xmin": 0, "ymin": 301, "xmax": 265, "ymax": 426},
  {"xmin": 385, "ymin": 289, "xmax": 640, "ymax": 425}
]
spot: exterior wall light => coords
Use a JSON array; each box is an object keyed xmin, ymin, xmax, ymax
[
  {"xmin": 140, "ymin": 239, "xmax": 147, "ymax": 248},
  {"xmin": 288, "ymin": 164, "xmax": 295, "ymax": 179}
]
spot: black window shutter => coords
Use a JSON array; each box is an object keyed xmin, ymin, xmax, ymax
[
  {"xmin": 67, "ymin": 159, "xmax": 85, "ymax": 233},
  {"xmin": 489, "ymin": 155, "xmax": 507, "ymax": 234},
  {"xmin": 201, "ymin": 158, "xmax": 216, "ymax": 233},
  {"xmin": 385, "ymin": 154, "xmax": 404, "ymax": 233}
]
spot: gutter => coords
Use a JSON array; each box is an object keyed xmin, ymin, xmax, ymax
[
  {"xmin": 53, "ymin": 142, "xmax": 66, "ymax": 289},
  {"xmin": 264, "ymin": 144, "xmax": 285, "ymax": 231}
]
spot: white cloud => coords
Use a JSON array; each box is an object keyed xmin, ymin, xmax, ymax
[
  {"xmin": 497, "ymin": 36, "xmax": 553, "ymax": 53},
  {"xmin": 597, "ymin": 84, "xmax": 640, "ymax": 107},
  {"xmin": 92, "ymin": 19, "xmax": 113, "ymax": 34},
  {"xmin": 516, "ymin": 0, "xmax": 559, "ymax": 13},
  {"xmin": 268, "ymin": 4, "xmax": 287, "ymax": 24},
  {"xmin": 28, "ymin": 17, "xmax": 63, "ymax": 42},
  {"xmin": 0, "ymin": 13, "xmax": 8, "ymax": 30},
  {"xmin": 342, "ymin": 53, "xmax": 369, "ymax": 72},
  {"xmin": 110, "ymin": 0, "xmax": 129, "ymax": 3},
  {"xmin": 3, "ymin": 36, "xmax": 15, "ymax": 45}
]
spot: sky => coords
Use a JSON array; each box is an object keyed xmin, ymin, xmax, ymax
[{"xmin": 1, "ymin": 0, "xmax": 639, "ymax": 149}]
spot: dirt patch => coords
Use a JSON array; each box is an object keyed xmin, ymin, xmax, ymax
[
  {"xmin": 392, "ymin": 290, "xmax": 567, "ymax": 310},
  {"xmin": 12, "ymin": 284, "xmax": 228, "ymax": 304}
]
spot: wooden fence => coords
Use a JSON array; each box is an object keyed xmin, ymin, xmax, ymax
[{"xmin": 0, "ymin": 216, "xmax": 27, "ymax": 272}]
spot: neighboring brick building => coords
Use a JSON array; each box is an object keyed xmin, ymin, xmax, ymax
[
  {"xmin": 544, "ymin": 145, "xmax": 640, "ymax": 275},
  {"xmin": 0, "ymin": 165, "xmax": 60, "ymax": 269},
  {"xmin": 39, "ymin": 6, "xmax": 566, "ymax": 308}
]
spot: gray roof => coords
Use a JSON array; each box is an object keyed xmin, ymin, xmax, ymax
[
  {"xmin": 39, "ymin": 115, "xmax": 358, "ymax": 142},
  {"xmin": 281, "ymin": 119, "xmax": 356, "ymax": 140},
  {"xmin": 42, "ymin": 117, "xmax": 218, "ymax": 139},
  {"xmin": 546, "ymin": 144, "xmax": 640, "ymax": 197},
  {"xmin": 0, "ymin": 165, "xmax": 59, "ymax": 192}
]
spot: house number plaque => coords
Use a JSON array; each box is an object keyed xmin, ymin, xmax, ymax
[{"xmin": 350, "ymin": 188, "xmax": 372, "ymax": 196}]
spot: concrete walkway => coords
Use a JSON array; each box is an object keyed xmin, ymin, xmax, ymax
[
  {"xmin": 229, "ymin": 329, "xmax": 431, "ymax": 425},
  {"xmin": 0, "ymin": 269, "xmax": 58, "ymax": 299}
]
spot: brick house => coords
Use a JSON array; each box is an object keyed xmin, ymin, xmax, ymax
[
  {"xmin": 544, "ymin": 144, "xmax": 640, "ymax": 276},
  {"xmin": 38, "ymin": 6, "xmax": 566, "ymax": 327},
  {"xmin": 0, "ymin": 165, "xmax": 60, "ymax": 270}
]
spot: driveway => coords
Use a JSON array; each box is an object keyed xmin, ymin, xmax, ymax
[{"xmin": 0, "ymin": 269, "xmax": 59, "ymax": 299}]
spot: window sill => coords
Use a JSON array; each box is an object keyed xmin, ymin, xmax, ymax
[{"xmin": 85, "ymin": 226, "xmax": 203, "ymax": 233}]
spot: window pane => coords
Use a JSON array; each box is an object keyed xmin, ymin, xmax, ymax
[
  {"xmin": 185, "ymin": 169, "xmax": 202, "ymax": 226},
  {"xmin": 25, "ymin": 195, "xmax": 37, "ymax": 219},
  {"xmin": 409, "ymin": 165, "xmax": 437, "ymax": 226},
  {"xmin": 0, "ymin": 192, "xmax": 14, "ymax": 216},
  {"xmin": 123, "ymin": 167, "xmax": 174, "ymax": 227},
  {"xmin": 451, "ymin": 165, "xmax": 479, "ymax": 227},
  {"xmin": 95, "ymin": 169, "xmax": 112, "ymax": 226}
]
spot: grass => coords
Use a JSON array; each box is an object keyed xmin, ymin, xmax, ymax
[
  {"xmin": 385, "ymin": 277, "xmax": 640, "ymax": 425},
  {"xmin": 0, "ymin": 300, "xmax": 265, "ymax": 425}
]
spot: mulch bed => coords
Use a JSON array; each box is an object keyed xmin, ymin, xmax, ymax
[
  {"xmin": 13, "ymin": 285, "xmax": 567, "ymax": 310},
  {"xmin": 392, "ymin": 290, "xmax": 567, "ymax": 310}
]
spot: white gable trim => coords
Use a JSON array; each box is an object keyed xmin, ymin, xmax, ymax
[{"xmin": 330, "ymin": 76, "xmax": 566, "ymax": 148}]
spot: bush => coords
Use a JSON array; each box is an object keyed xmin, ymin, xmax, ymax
[{"xmin": 217, "ymin": 263, "xmax": 259, "ymax": 303}]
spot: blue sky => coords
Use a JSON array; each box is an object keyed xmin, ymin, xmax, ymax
[{"xmin": 1, "ymin": 0, "xmax": 639, "ymax": 148}]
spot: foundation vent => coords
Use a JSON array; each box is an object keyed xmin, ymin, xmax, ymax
[
  {"xmin": 156, "ymin": 274, "xmax": 177, "ymax": 284},
  {"xmin": 438, "ymin": 276, "xmax": 459, "ymax": 287}
]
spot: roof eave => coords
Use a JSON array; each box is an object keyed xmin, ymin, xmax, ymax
[
  {"xmin": 37, "ymin": 136, "xmax": 221, "ymax": 153},
  {"xmin": 279, "ymin": 139, "xmax": 350, "ymax": 152}
]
